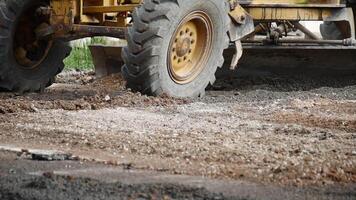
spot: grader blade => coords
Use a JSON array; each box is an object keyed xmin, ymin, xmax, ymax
[{"xmin": 89, "ymin": 45, "xmax": 124, "ymax": 78}]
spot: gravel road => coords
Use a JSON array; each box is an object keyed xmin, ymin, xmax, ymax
[{"xmin": 0, "ymin": 59, "xmax": 355, "ymax": 199}]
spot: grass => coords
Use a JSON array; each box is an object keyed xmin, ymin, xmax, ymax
[{"xmin": 64, "ymin": 37, "xmax": 107, "ymax": 71}]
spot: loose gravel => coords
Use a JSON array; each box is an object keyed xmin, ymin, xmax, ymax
[{"xmin": 0, "ymin": 68, "xmax": 355, "ymax": 187}]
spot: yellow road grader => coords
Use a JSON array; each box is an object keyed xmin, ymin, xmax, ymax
[{"xmin": 0, "ymin": 0, "xmax": 355, "ymax": 97}]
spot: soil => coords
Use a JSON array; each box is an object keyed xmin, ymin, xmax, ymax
[
  {"xmin": 2, "ymin": 151, "xmax": 354, "ymax": 200},
  {"xmin": 0, "ymin": 151, "xmax": 231, "ymax": 200},
  {"xmin": 0, "ymin": 64, "xmax": 355, "ymax": 199}
]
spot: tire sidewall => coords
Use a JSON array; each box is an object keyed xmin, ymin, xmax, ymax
[
  {"xmin": 154, "ymin": 0, "xmax": 229, "ymax": 97},
  {"xmin": 353, "ymin": 7, "xmax": 356, "ymax": 37}
]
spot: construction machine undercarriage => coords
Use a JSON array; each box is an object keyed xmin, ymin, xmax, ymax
[{"xmin": 0, "ymin": 0, "xmax": 355, "ymax": 96}]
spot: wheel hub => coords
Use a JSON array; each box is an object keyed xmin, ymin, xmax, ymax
[
  {"xmin": 168, "ymin": 11, "xmax": 213, "ymax": 84},
  {"xmin": 176, "ymin": 37, "xmax": 191, "ymax": 57},
  {"xmin": 13, "ymin": 4, "xmax": 52, "ymax": 69}
]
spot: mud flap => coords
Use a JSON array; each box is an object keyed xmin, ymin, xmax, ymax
[{"xmin": 89, "ymin": 45, "xmax": 125, "ymax": 78}]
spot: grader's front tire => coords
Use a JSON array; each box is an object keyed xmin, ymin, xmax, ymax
[
  {"xmin": 0, "ymin": 0, "xmax": 70, "ymax": 93},
  {"xmin": 320, "ymin": 8, "xmax": 356, "ymax": 40},
  {"xmin": 122, "ymin": 0, "xmax": 230, "ymax": 97}
]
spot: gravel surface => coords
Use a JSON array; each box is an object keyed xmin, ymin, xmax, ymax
[
  {"xmin": 1, "ymin": 151, "xmax": 355, "ymax": 200},
  {"xmin": 0, "ymin": 151, "xmax": 232, "ymax": 200},
  {"xmin": 0, "ymin": 66, "xmax": 355, "ymax": 193}
]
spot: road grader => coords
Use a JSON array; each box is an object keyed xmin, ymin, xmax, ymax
[{"xmin": 0, "ymin": 0, "xmax": 355, "ymax": 97}]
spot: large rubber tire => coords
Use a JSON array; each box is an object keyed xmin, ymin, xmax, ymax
[
  {"xmin": 354, "ymin": 7, "xmax": 356, "ymax": 36},
  {"xmin": 0, "ymin": 0, "xmax": 71, "ymax": 93},
  {"xmin": 320, "ymin": 22, "xmax": 344, "ymax": 40},
  {"xmin": 320, "ymin": 7, "xmax": 356, "ymax": 40},
  {"xmin": 122, "ymin": 0, "xmax": 230, "ymax": 97}
]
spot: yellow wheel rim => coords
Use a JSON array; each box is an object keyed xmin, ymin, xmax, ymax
[
  {"xmin": 13, "ymin": 5, "xmax": 53, "ymax": 69},
  {"xmin": 168, "ymin": 11, "xmax": 213, "ymax": 84}
]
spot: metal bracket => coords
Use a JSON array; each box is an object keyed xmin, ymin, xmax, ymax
[
  {"xmin": 230, "ymin": 41, "xmax": 243, "ymax": 70},
  {"xmin": 229, "ymin": 4, "xmax": 247, "ymax": 25}
]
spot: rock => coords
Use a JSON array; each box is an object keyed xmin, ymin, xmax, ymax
[
  {"xmin": 318, "ymin": 132, "xmax": 334, "ymax": 141},
  {"xmin": 122, "ymin": 163, "xmax": 133, "ymax": 170},
  {"xmin": 30, "ymin": 150, "xmax": 72, "ymax": 161},
  {"xmin": 21, "ymin": 149, "xmax": 30, "ymax": 153},
  {"xmin": 43, "ymin": 171, "xmax": 54, "ymax": 179},
  {"xmin": 104, "ymin": 95, "xmax": 111, "ymax": 102},
  {"xmin": 30, "ymin": 104, "xmax": 39, "ymax": 113},
  {"xmin": 318, "ymin": 134, "xmax": 328, "ymax": 141},
  {"xmin": 82, "ymin": 76, "xmax": 94, "ymax": 84},
  {"xmin": 0, "ymin": 106, "xmax": 6, "ymax": 114},
  {"xmin": 272, "ymin": 166, "xmax": 283, "ymax": 174}
]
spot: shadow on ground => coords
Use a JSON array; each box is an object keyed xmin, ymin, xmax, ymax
[{"xmin": 213, "ymin": 48, "xmax": 356, "ymax": 92}]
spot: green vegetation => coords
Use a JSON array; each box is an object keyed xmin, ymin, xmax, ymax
[
  {"xmin": 63, "ymin": 45, "xmax": 93, "ymax": 71},
  {"xmin": 64, "ymin": 37, "xmax": 107, "ymax": 71}
]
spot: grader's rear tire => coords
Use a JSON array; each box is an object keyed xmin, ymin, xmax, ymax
[
  {"xmin": 320, "ymin": 22, "xmax": 344, "ymax": 40},
  {"xmin": 0, "ymin": 0, "xmax": 70, "ymax": 93},
  {"xmin": 320, "ymin": 8, "xmax": 355, "ymax": 40},
  {"xmin": 122, "ymin": 0, "xmax": 230, "ymax": 97},
  {"xmin": 354, "ymin": 8, "xmax": 356, "ymax": 36}
]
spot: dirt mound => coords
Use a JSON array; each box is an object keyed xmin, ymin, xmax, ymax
[{"xmin": 0, "ymin": 72, "xmax": 189, "ymax": 114}]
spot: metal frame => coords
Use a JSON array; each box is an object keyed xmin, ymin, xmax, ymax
[{"xmin": 46, "ymin": 0, "xmax": 355, "ymax": 45}]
